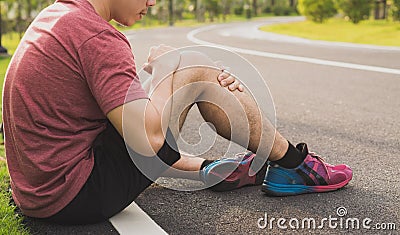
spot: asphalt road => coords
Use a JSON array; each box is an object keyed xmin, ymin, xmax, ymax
[{"xmin": 26, "ymin": 17, "xmax": 400, "ymax": 234}]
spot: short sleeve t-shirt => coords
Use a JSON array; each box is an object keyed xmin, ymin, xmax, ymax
[{"xmin": 2, "ymin": 0, "xmax": 148, "ymax": 218}]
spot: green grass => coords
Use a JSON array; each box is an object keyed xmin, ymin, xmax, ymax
[
  {"xmin": 113, "ymin": 13, "xmax": 274, "ymax": 31},
  {"xmin": 260, "ymin": 18, "xmax": 400, "ymax": 47},
  {"xmin": 1, "ymin": 33, "xmax": 20, "ymax": 103},
  {"xmin": 0, "ymin": 161, "xmax": 29, "ymax": 235},
  {"xmin": 0, "ymin": 33, "xmax": 29, "ymax": 235}
]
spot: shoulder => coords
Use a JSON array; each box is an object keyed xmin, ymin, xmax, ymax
[{"xmin": 34, "ymin": 0, "xmax": 129, "ymax": 49}]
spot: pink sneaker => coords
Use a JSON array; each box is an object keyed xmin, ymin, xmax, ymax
[
  {"xmin": 262, "ymin": 143, "xmax": 353, "ymax": 196},
  {"xmin": 200, "ymin": 152, "xmax": 267, "ymax": 191}
]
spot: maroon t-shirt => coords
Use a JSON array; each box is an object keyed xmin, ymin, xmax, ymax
[{"xmin": 2, "ymin": 0, "xmax": 148, "ymax": 218}]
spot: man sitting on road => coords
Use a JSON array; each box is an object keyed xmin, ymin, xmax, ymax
[{"xmin": 2, "ymin": 0, "xmax": 352, "ymax": 225}]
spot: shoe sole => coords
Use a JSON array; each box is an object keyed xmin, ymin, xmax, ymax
[{"xmin": 261, "ymin": 177, "xmax": 352, "ymax": 196}]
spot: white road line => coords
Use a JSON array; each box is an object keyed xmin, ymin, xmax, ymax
[
  {"xmin": 110, "ymin": 202, "xmax": 168, "ymax": 235},
  {"xmin": 187, "ymin": 25, "xmax": 400, "ymax": 75}
]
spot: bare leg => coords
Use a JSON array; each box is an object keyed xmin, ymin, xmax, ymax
[{"xmin": 148, "ymin": 51, "xmax": 288, "ymax": 176}]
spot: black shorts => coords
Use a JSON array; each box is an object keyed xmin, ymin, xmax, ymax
[{"xmin": 43, "ymin": 122, "xmax": 181, "ymax": 225}]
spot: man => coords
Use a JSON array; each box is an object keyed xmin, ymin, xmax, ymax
[{"xmin": 2, "ymin": 0, "xmax": 352, "ymax": 225}]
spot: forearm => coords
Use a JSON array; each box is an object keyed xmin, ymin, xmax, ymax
[{"xmin": 145, "ymin": 50, "xmax": 182, "ymax": 138}]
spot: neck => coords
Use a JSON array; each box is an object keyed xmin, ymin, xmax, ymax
[{"xmin": 86, "ymin": 0, "xmax": 111, "ymax": 21}]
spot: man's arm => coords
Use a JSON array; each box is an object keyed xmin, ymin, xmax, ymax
[
  {"xmin": 107, "ymin": 99, "xmax": 165, "ymax": 157},
  {"xmin": 107, "ymin": 47, "xmax": 181, "ymax": 157}
]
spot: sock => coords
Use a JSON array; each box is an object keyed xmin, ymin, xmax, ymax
[
  {"xmin": 273, "ymin": 141, "xmax": 305, "ymax": 169},
  {"xmin": 200, "ymin": 160, "xmax": 215, "ymax": 170}
]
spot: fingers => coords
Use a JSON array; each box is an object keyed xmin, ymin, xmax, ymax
[
  {"xmin": 218, "ymin": 69, "xmax": 233, "ymax": 81},
  {"xmin": 218, "ymin": 72, "xmax": 235, "ymax": 85},
  {"xmin": 238, "ymin": 84, "xmax": 244, "ymax": 92},
  {"xmin": 218, "ymin": 70, "xmax": 244, "ymax": 92},
  {"xmin": 143, "ymin": 62, "xmax": 153, "ymax": 74},
  {"xmin": 228, "ymin": 80, "xmax": 242, "ymax": 92}
]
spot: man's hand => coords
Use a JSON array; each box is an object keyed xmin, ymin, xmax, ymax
[
  {"xmin": 143, "ymin": 44, "xmax": 177, "ymax": 74},
  {"xmin": 217, "ymin": 69, "xmax": 244, "ymax": 92}
]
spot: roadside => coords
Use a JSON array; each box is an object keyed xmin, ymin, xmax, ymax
[{"xmin": 260, "ymin": 18, "xmax": 400, "ymax": 47}]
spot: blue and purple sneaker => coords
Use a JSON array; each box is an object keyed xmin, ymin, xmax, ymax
[
  {"xmin": 200, "ymin": 152, "xmax": 267, "ymax": 192},
  {"xmin": 262, "ymin": 143, "xmax": 353, "ymax": 196}
]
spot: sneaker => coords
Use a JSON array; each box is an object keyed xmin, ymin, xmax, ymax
[
  {"xmin": 200, "ymin": 152, "xmax": 267, "ymax": 192},
  {"xmin": 262, "ymin": 143, "xmax": 352, "ymax": 196}
]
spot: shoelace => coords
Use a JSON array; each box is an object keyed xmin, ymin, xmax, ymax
[
  {"xmin": 216, "ymin": 151, "xmax": 252, "ymax": 162},
  {"xmin": 308, "ymin": 152, "xmax": 331, "ymax": 181},
  {"xmin": 234, "ymin": 152, "xmax": 254, "ymax": 162}
]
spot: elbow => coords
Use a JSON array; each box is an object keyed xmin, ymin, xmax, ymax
[
  {"xmin": 148, "ymin": 131, "xmax": 166, "ymax": 156},
  {"xmin": 122, "ymin": 123, "xmax": 165, "ymax": 157}
]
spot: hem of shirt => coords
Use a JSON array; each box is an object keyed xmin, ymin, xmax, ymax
[{"xmin": 18, "ymin": 154, "xmax": 95, "ymax": 219}]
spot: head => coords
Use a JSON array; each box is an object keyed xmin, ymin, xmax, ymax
[{"xmin": 88, "ymin": 0, "xmax": 156, "ymax": 26}]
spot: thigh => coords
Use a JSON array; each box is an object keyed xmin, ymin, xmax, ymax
[
  {"xmin": 44, "ymin": 122, "xmax": 154, "ymax": 224},
  {"xmin": 92, "ymin": 122, "xmax": 181, "ymax": 219},
  {"xmin": 45, "ymin": 122, "xmax": 181, "ymax": 224},
  {"xmin": 91, "ymin": 122, "xmax": 155, "ymax": 220}
]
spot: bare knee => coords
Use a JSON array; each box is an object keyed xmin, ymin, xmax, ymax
[{"xmin": 172, "ymin": 51, "xmax": 221, "ymax": 86}]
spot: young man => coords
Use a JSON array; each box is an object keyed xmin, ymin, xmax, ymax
[{"xmin": 2, "ymin": 0, "xmax": 352, "ymax": 225}]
